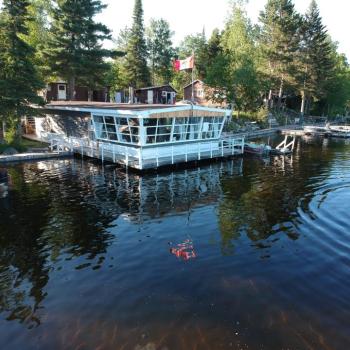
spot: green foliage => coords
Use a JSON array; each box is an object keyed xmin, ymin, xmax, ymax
[
  {"xmin": 0, "ymin": 0, "xmax": 44, "ymax": 136},
  {"xmin": 0, "ymin": 136, "xmax": 46, "ymax": 153},
  {"xmin": 124, "ymin": 0, "xmax": 150, "ymax": 88},
  {"xmin": 296, "ymin": 0, "xmax": 335, "ymax": 119},
  {"xmin": 259, "ymin": 0, "xmax": 301, "ymax": 98},
  {"xmin": 146, "ymin": 18, "xmax": 175, "ymax": 85},
  {"xmin": 4, "ymin": 119, "xmax": 19, "ymax": 145},
  {"xmin": 109, "ymin": 27, "xmax": 132, "ymax": 92},
  {"xmin": 177, "ymin": 31, "xmax": 208, "ymax": 80},
  {"xmin": 44, "ymin": 0, "xmax": 111, "ymax": 99},
  {"xmin": 314, "ymin": 48, "xmax": 350, "ymax": 116},
  {"xmin": 206, "ymin": 4, "xmax": 263, "ymax": 112},
  {"xmin": 23, "ymin": 0, "xmax": 53, "ymax": 82}
]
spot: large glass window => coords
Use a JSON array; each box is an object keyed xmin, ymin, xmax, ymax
[
  {"xmin": 92, "ymin": 113, "xmax": 224, "ymax": 145},
  {"xmin": 144, "ymin": 117, "xmax": 172, "ymax": 144},
  {"xmin": 92, "ymin": 115, "xmax": 140, "ymax": 144}
]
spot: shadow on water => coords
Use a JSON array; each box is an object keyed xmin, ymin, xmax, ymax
[{"xmin": 0, "ymin": 135, "xmax": 350, "ymax": 349}]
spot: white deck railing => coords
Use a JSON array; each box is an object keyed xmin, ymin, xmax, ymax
[{"xmin": 40, "ymin": 132, "xmax": 244, "ymax": 170}]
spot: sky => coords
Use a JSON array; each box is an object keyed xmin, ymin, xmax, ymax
[{"xmin": 97, "ymin": 0, "xmax": 350, "ymax": 60}]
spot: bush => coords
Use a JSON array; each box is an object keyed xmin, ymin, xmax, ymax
[{"xmin": 4, "ymin": 118, "xmax": 21, "ymax": 145}]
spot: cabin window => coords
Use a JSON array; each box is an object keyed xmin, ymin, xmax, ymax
[{"xmin": 196, "ymin": 89, "xmax": 204, "ymax": 98}]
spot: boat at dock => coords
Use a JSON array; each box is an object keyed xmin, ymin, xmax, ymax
[
  {"xmin": 303, "ymin": 124, "xmax": 350, "ymax": 138},
  {"xmin": 303, "ymin": 125, "xmax": 329, "ymax": 136},
  {"xmin": 244, "ymin": 142, "xmax": 271, "ymax": 155},
  {"xmin": 328, "ymin": 125, "xmax": 350, "ymax": 138}
]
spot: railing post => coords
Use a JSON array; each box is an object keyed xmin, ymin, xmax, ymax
[
  {"xmin": 221, "ymin": 140, "xmax": 224, "ymax": 157},
  {"xmin": 139, "ymin": 148, "xmax": 143, "ymax": 169},
  {"xmin": 171, "ymin": 145, "xmax": 174, "ymax": 164},
  {"xmin": 101, "ymin": 145, "xmax": 104, "ymax": 163},
  {"xmin": 156, "ymin": 147, "xmax": 159, "ymax": 167},
  {"xmin": 185, "ymin": 144, "xmax": 188, "ymax": 162},
  {"xmin": 112, "ymin": 145, "xmax": 116, "ymax": 163},
  {"xmin": 198, "ymin": 143, "xmax": 200, "ymax": 160},
  {"xmin": 232, "ymin": 138, "xmax": 234, "ymax": 155},
  {"xmin": 210, "ymin": 142, "xmax": 213, "ymax": 158},
  {"xmin": 81, "ymin": 144, "xmax": 84, "ymax": 158},
  {"xmin": 125, "ymin": 146, "xmax": 128, "ymax": 168}
]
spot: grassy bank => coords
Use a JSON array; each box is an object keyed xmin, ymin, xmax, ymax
[{"xmin": 0, "ymin": 137, "xmax": 47, "ymax": 154}]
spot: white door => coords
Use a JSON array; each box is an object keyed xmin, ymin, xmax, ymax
[
  {"xmin": 57, "ymin": 84, "xmax": 67, "ymax": 100},
  {"xmin": 147, "ymin": 90, "xmax": 153, "ymax": 104}
]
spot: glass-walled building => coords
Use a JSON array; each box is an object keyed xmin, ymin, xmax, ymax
[
  {"xmin": 91, "ymin": 109, "xmax": 225, "ymax": 146},
  {"xmin": 28, "ymin": 103, "xmax": 244, "ymax": 170}
]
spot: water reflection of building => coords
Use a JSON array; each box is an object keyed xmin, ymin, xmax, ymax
[{"xmin": 0, "ymin": 158, "xmax": 243, "ymax": 327}]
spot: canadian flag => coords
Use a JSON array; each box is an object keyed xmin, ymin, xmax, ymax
[{"xmin": 173, "ymin": 55, "xmax": 194, "ymax": 71}]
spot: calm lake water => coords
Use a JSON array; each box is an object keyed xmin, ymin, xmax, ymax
[{"xmin": 1, "ymin": 135, "xmax": 350, "ymax": 350}]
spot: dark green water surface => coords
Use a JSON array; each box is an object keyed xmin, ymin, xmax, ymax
[{"xmin": 0, "ymin": 136, "xmax": 350, "ymax": 349}]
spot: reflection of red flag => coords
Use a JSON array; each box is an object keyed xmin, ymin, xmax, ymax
[{"xmin": 173, "ymin": 55, "xmax": 194, "ymax": 71}]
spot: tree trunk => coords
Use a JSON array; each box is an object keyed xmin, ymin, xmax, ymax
[
  {"xmin": 68, "ymin": 76, "xmax": 76, "ymax": 101},
  {"xmin": 0, "ymin": 121, "xmax": 5, "ymax": 141},
  {"xmin": 277, "ymin": 78, "xmax": 284, "ymax": 110},
  {"xmin": 267, "ymin": 89, "xmax": 273, "ymax": 109},
  {"xmin": 88, "ymin": 89, "xmax": 93, "ymax": 102},
  {"xmin": 300, "ymin": 90, "xmax": 306, "ymax": 124}
]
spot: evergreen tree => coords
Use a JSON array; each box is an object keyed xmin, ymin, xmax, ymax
[
  {"xmin": 45, "ymin": 0, "xmax": 111, "ymax": 100},
  {"xmin": 315, "ymin": 42, "xmax": 350, "ymax": 116},
  {"xmin": 146, "ymin": 18, "xmax": 175, "ymax": 85},
  {"xmin": 207, "ymin": 28, "xmax": 222, "ymax": 68},
  {"xmin": 24, "ymin": 0, "xmax": 53, "ymax": 83},
  {"xmin": 298, "ymin": 0, "xmax": 334, "ymax": 119},
  {"xmin": 125, "ymin": 0, "xmax": 150, "ymax": 88},
  {"xmin": 259, "ymin": 0, "xmax": 301, "ymax": 109},
  {"xmin": 0, "ymin": 0, "xmax": 43, "ymax": 141}
]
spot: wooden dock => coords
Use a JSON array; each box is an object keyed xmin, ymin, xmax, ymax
[{"xmin": 0, "ymin": 151, "xmax": 72, "ymax": 163}]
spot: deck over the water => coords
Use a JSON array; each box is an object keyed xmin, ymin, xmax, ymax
[{"xmin": 43, "ymin": 133, "xmax": 244, "ymax": 170}]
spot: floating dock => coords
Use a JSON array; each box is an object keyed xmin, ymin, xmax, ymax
[
  {"xmin": 25, "ymin": 102, "xmax": 244, "ymax": 170},
  {"xmin": 0, "ymin": 151, "xmax": 71, "ymax": 163}
]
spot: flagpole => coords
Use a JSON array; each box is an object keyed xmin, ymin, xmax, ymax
[{"xmin": 191, "ymin": 51, "xmax": 194, "ymax": 103}]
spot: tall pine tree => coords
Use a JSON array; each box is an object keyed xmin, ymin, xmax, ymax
[
  {"xmin": 259, "ymin": 0, "xmax": 301, "ymax": 109},
  {"xmin": 146, "ymin": 18, "xmax": 174, "ymax": 85},
  {"xmin": 125, "ymin": 0, "xmax": 150, "ymax": 88},
  {"xmin": 45, "ymin": 0, "xmax": 111, "ymax": 100},
  {"xmin": 0, "ymin": 0, "xmax": 43, "ymax": 141},
  {"xmin": 298, "ymin": 0, "xmax": 334, "ymax": 119}
]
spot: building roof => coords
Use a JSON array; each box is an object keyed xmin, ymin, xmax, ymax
[
  {"xmin": 41, "ymin": 101, "xmax": 230, "ymax": 117},
  {"xmin": 183, "ymin": 80, "xmax": 204, "ymax": 89},
  {"xmin": 46, "ymin": 101, "xmax": 177, "ymax": 110},
  {"xmin": 135, "ymin": 84, "xmax": 177, "ymax": 92}
]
